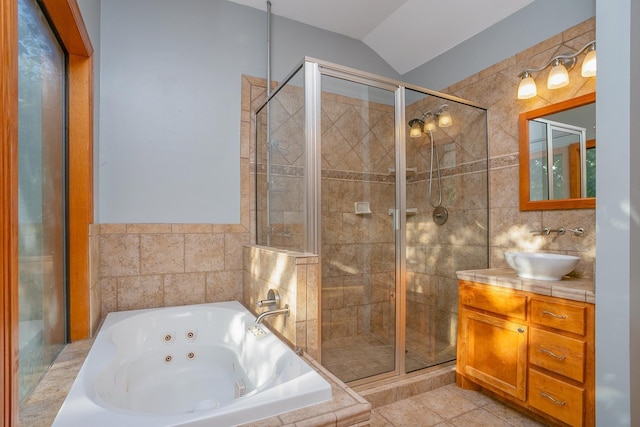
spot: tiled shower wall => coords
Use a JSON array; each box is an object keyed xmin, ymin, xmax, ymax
[
  {"xmin": 318, "ymin": 91, "xmax": 489, "ymax": 346},
  {"xmin": 320, "ymin": 94, "xmax": 397, "ymax": 344},
  {"xmin": 404, "ymin": 98, "xmax": 488, "ymax": 343},
  {"xmin": 254, "ymin": 80, "xmax": 306, "ymax": 251}
]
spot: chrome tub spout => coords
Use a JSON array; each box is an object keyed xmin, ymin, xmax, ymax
[{"xmin": 256, "ymin": 305, "xmax": 289, "ymax": 324}]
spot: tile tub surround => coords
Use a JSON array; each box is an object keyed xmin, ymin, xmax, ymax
[
  {"xmin": 440, "ymin": 17, "xmax": 596, "ymax": 279},
  {"xmin": 243, "ymin": 245, "xmax": 320, "ymax": 359},
  {"xmin": 19, "ymin": 342, "xmax": 371, "ymax": 427},
  {"xmin": 97, "ymin": 223, "xmax": 250, "ymax": 317},
  {"xmin": 457, "ymin": 268, "xmax": 595, "ymax": 303}
]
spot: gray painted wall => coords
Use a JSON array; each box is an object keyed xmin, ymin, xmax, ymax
[
  {"xmin": 402, "ymin": 0, "xmax": 596, "ymax": 90},
  {"xmin": 596, "ymin": 0, "xmax": 639, "ymax": 424},
  {"xmin": 98, "ymin": 0, "xmax": 399, "ymax": 223}
]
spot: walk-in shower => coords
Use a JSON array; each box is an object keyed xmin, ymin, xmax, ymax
[{"xmin": 254, "ymin": 58, "xmax": 488, "ymax": 385}]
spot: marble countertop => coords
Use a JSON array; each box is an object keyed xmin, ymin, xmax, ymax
[{"xmin": 456, "ymin": 268, "xmax": 595, "ymax": 304}]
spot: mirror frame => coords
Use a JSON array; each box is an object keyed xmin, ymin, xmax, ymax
[{"xmin": 519, "ymin": 92, "xmax": 596, "ymax": 210}]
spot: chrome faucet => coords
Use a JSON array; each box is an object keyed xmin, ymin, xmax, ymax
[
  {"xmin": 256, "ymin": 305, "xmax": 289, "ymax": 324},
  {"xmin": 255, "ymin": 289, "xmax": 289, "ymax": 324},
  {"xmin": 530, "ymin": 226, "xmax": 585, "ymax": 236}
]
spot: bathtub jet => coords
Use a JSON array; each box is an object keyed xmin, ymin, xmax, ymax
[{"xmin": 52, "ymin": 301, "xmax": 331, "ymax": 426}]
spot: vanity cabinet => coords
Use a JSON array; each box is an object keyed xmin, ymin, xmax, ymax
[{"xmin": 457, "ymin": 280, "xmax": 595, "ymax": 427}]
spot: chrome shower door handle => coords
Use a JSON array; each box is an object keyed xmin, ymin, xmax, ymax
[{"xmin": 390, "ymin": 208, "xmax": 399, "ymax": 230}]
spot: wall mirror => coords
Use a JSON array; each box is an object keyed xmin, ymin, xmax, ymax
[{"xmin": 519, "ymin": 92, "xmax": 595, "ymax": 210}]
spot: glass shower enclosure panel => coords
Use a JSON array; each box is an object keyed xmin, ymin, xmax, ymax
[
  {"xmin": 254, "ymin": 58, "xmax": 488, "ymax": 386},
  {"xmin": 256, "ymin": 68, "xmax": 306, "ymax": 251},
  {"xmin": 319, "ymin": 75, "xmax": 398, "ymax": 382},
  {"xmin": 404, "ymin": 88, "xmax": 488, "ymax": 373}
]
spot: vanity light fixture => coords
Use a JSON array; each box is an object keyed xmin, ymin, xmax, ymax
[
  {"xmin": 517, "ymin": 40, "xmax": 596, "ymax": 99},
  {"xmin": 408, "ymin": 104, "xmax": 451, "ymax": 138}
]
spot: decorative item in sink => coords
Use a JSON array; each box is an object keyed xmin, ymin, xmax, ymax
[{"xmin": 504, "ymin": 252, "xmax": 580, "ymax": 281}]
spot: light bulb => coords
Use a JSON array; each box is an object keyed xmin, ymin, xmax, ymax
[
  {"xmin": 547, "ymin": 61, "xmax": 569, "ymax": 89},
  {"xmin": 408, "ymin": 119, "xmax": 423, "ymax": 138},
  {"xmin": 517, "ymin": 74, "xmax": 537, "ymax": 99},
  {"xmin": 438, "ymin": 110, "xmax": 452, "ymax": 127},
  {"xmin": 581, "ymin": 48, "xmax": 597, "ymax": 77},
  {"xmin": 424, "ymin": 117, "xmax": 437, "ymax": 132}
]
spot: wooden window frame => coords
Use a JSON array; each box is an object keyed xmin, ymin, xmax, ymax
[{"xmin": 1, "ymin": 0, "xmax": 93, "ymax": 425}]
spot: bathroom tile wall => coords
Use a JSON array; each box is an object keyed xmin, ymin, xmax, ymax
[
  {"xmin": 242, "ymin": 245, "xmax": 320, "ymax": 359},
  {"xmin": 440, "ymin": 17, "xmax": 596, "ymax": 278},
  {"xmin": 97, "ymin": 223, "xmax": 249, "ymax": 315}
]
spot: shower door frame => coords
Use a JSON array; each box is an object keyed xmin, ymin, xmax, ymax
[
  {"xmin": 257, "ymin": 57, "xmax": 487, "ymax": 385},
  {"xmin": 312, "ymin": 60, "xmax": 410, "ymax": 380}
]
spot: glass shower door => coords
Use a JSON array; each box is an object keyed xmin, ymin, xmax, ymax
[
  {"xmin": 404, "ymin": 88, "xmax": 489, "ymax": 373},
  {"xmin": 319, "ymin": 74, "xmax": 398, "ymax": 382}
]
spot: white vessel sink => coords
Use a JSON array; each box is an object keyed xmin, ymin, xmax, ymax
[{"xmin": 504, "ymin": 252, "xmax": 580, "ymax": 281}]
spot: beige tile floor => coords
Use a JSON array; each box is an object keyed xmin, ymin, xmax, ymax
[{"xmin": 369, "ymin": 383, "xmax": 547, "ymax": 427}]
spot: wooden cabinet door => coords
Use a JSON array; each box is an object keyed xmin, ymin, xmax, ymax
[{"xmin": 459, "ymin": 309, "xmax": 528, "ymax": 401}]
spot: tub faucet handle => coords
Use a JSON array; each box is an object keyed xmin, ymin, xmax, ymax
[{"xmin": 256, "ymin": 289, "xmax": 280, "ymax": 308}]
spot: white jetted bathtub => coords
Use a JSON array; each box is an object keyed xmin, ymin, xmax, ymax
[{"xmin": 53, "ymin": 301, "xmax": 332, "ymax": 426}]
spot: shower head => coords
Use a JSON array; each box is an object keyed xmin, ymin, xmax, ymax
[{"xmin": 408, "ymin": 104, "xmax": 451, "ymax": 138}]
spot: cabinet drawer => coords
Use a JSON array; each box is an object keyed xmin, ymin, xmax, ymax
[
  {"xmin": 460, "ymin": 283, "xmax": 527, "ymax": 320},
  {"xmin": 530, "ymin": 328, "xmax": 586, "ymax": 382},
  {"xmin": 529, "ymin": 369, "xmax": 584, "ymax": 427},
  {"xmin": 530, "ymin": 298, "xmax": 586, "ymax": 335}
]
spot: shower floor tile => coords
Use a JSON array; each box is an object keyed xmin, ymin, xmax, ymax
[{"xmin": 322, "ymin": 329, "xmax": 456, "ymax": 383}]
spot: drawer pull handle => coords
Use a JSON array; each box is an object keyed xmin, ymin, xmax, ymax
[
  {"xmin": 540, "ymin": 348, "xmax": 567, "ymax": 360},
  {"xmin": 517, "ymin": 327, "xmax": 525, "ymax": 333},
  {"xmin": 540, "ymin": 392, "xmax": 566, "ymax": 406},
  {"xmin": 541, "ymin": 310, "xmax": 567, "ymax": 319}
]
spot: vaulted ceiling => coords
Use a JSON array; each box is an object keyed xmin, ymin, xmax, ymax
[{"xmin": 227, "ymin": 0, "xmax": 534, "ymax": 74}]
